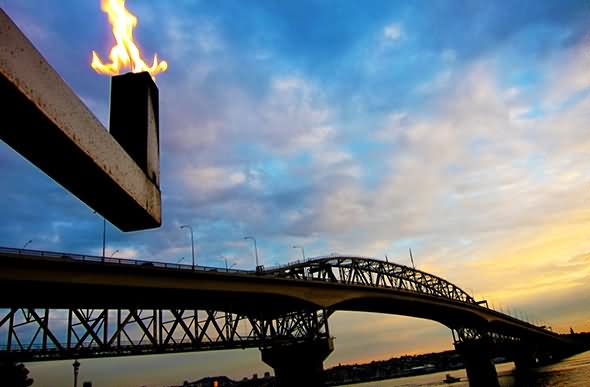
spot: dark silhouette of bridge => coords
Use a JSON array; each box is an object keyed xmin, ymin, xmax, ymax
[
  {"xmin": 0, "ymin": 247, "xmax": 583, "ymax": 387},
  {"xmin": 1, "ymin": 9, "xmax": 583, "ymax": 385}
]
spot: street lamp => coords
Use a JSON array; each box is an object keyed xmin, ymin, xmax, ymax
[
  {"xmin": 221, "ymin": 256, "xmax": 237, "ymax": 271},
  {"xmin": 72, "ymin": 359, "xmax": 80, "ymax": 387},
  {"xmin": 93, "ymin": 211, "xmax": 106, "ymax": 261},
  {"xmin": 180, "ymin": 225, "xmax": 195, "ymax": 269},
  {"xmin": 244, "ymin": 236, "xmax": 260, "ymax": 270},
  {"xmin": 292, "ymin": 245, "xmax": 305, "ymax": 260},
  {"xmin": 176, "ymin": 257, "xmax": 185, "ymax": 264},
  {"xmin": 101, "ymin": 218, "xmax": 106, "ymax": 260},
  {"xmin": 22, "ymin": 239, "xmax": 32, "ymax": 249},
  {"xmin": 110, "ymin": 249, "xmax": 119, "ymax": 258}
]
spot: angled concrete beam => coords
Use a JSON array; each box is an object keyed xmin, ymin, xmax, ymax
[{"xmin": 0, "ymin": 9, "xmax": 161, "ymax": 231}]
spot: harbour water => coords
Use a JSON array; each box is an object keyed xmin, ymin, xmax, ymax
[{"xmin": 342, "ymin": 350, "xmax": 590, "ymax": 386}]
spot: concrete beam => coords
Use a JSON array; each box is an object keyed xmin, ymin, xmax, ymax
[{"xmin": 0, "ymin": 8, "xmax": 161, "ymax": 231}]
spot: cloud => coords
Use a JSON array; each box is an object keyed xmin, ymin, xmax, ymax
[
  {"xmin": 568, "ymin": 252, "xmax": 590, "ymax": 265},
  {"xmin": 182, "ymin": 166, "xmax": 248, "ymax": 201},
  {"xmin": 544, "ymin": 37, "xmax": 590, "ymax": 107},
  {"xmin": 275, "ymin": 52, "xmax": 590, "ymax": 325},
  {"xmin": 4, "ymin": 2, "xmax": 590, "ymax": 384},
  {"xmin": 383, "ymin": 23, "xmax": 402, "ymax": 41}
]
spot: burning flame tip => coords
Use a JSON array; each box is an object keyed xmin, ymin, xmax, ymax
[{"xmin": 91, "ymin": 0, "xmax": 167, "ymax": 79}]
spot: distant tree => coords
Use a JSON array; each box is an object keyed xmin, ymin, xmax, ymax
[{"xmin": 0, "ymin": 362, "xmax": 34, "ymax": 386}]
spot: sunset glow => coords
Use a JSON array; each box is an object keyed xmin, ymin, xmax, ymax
[{"xmin": 3, "ymin": 0, "xmax": 590, "ymax": 385}]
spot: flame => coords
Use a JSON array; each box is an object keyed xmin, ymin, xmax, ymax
[{"xmin": 91, "ymin": 0, "xmax": 167, "ymax": 78}]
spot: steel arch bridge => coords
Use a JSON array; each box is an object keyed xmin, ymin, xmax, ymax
[
  {"xmin": 266, "ymin": 255, "xmax": 476, "ymax": 303},
  {"xmin": 265, "ymin": 255, "xmax": 573, "ymax": 345},
  {"xmin": 0, "ymin": 248, "xmax": 579, "ymax": 363}
]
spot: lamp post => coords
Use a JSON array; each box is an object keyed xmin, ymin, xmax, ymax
[
  {"xmin": 110, "ymin": 249, "xmax": 119, "ymax": 258},
  {"xmin": 22, "ymin": 239, "xmax": 32, "ymax": 249},
  {"xmin": 93, "ymin": 211, "xmax": 106, "ymax": 261},
  {"xmin": 176, "ymin": 257, "xmax": 185, "ymax": 264},
  {"xmin": 292, "ymin": 245, "xmax": 305, "ymax": 260},
  {"xmin": 102, "ymin": 218, "xmax": 106, "ymax": 261},
  {"xmin": 180, "ymin": 225, "xmax": 195, "ymax": 270},
  {"xmin": 244, "ymin": 236, "xmax": 260, "ymax": 270},
  {"xmin": 72, "ymin": 359, "xmax": 80, "ymax": 387},
  {"xmin": 221, "ymin": 256, "xmax": 237, "ymax": 271}
]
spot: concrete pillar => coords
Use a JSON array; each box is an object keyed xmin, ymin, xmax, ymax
[
  {"xmin": 261, "ymin": 338, "xmax": 334, "ymax": 387},
  {"xmin": 110, "ymin": 71, "xmax": 160, "ymax": 186},
  {"xmin": 514, "ymin": 350, "xmax": 537, "ymax": 370},
  {"xmin": 455, "ymin": 341, "xmax": 499, "ymax": 387}
]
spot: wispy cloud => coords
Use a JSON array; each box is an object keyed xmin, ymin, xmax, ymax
[
  {"xmin": 3, "ymin": 1, "xmax": 590, "ymax": 384},
  {"xmin": 383, "ymin": 23, "xmax": 402, "ymax": 41}
]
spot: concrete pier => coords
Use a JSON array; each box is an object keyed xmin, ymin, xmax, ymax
[
  {"xmin": 455, "ymin": 341, "xmax": 499, "ymax": 387},
  {"xmin": 261, "ymin": 338, "xmax": 334, "ymax": 387}
]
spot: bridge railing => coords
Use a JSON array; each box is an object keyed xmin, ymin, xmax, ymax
[{"xmin": 0, "ymin": 246, "xmax": 250, "ymax": 274}]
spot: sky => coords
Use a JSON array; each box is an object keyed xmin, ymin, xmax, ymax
[{"xmin": 2, "ymin": 0, "xmax": 590, "ymax": 385}]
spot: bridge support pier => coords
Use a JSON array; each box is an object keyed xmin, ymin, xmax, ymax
[
  {"xmin": 260, "ymin": 338, "xmax": 334, "ymax": 387},
  {"xmin": 455, "ymin": 341, "xmax": 499, "ymax": 387},
  {"xmin": 514, "ymin": 350, "xmax": 538, "ymax": 371}
]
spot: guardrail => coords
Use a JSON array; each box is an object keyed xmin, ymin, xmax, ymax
[{"xmin": 0, "ymin": 246, "xmax": 250, "ymax": 274}]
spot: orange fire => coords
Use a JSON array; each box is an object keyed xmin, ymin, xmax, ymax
[{"xmin": 91, "ymin": 0, "xmax": 168, "ymax": 78}]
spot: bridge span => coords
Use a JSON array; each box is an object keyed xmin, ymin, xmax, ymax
[{"xmin": 0, "ymin": 247, "xmax": 583, "ymax": 386}]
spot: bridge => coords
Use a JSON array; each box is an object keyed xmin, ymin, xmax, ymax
[
  {"xmin": 0, "ymin": 7, "xmax": 585, "ymax": 386},
  {"xmin": 0, "ymin": 247, "xmax": 584, "ymax": 386}
]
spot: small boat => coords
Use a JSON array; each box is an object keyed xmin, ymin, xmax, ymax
[{"xmin": 444, "ymin": 374, "xmax": 461, "ymax": 384}]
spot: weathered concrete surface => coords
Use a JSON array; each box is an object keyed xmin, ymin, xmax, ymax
[{"xmin": 0, "ymin": 8, "xmax": 161, "ymax": 231}]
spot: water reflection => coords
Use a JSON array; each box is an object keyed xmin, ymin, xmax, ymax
[
  {"xmin": 345, "ymin": 351, "xmax": 590, "ymax": 386},
  {"xmin": 501, "ymin": 351, "xmax": 590, "ymax": 387}
]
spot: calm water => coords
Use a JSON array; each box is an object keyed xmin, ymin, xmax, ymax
[{"xmin": 342, "ymin": 351, "xmax": 590, "ymax": 387}]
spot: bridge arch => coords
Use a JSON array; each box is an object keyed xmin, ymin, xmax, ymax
[
  {"xmin": 266, "ymin": 255, "xmax": 475, "ymax": 304},
  {"xmin": 261, "ymin": 256, "xmax": 563, "ymax": 341},
  {"xmin": 263, "ymin": 256, "xmax": 488, "ymax": 327}
]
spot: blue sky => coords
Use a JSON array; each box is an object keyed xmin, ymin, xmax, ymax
[{"xmin": 2, "ymin": 0, "xmax": 590, "ymax": 385}]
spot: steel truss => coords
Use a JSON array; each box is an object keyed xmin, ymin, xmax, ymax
[
  {"xmin": 0, "ymin": 308, "xmax": 330, "ymax": 362},
  {"xmin": 265, "ymin": 256, "xmax": 475, "ymax": 303},
  {"xmin": 451, "ymin": 326, "xmax": 519, "ymax": 346}
]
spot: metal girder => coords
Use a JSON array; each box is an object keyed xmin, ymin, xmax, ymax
[
  {"xmin": 0, "ymin": 308, "xmax": 331, "ymax": 362},
  {"xmin": 266, "ymin": 256, "xmax": 476, "ymax": 304},
  {"xmin": 451, "ymin": 327, "xmax": 518, "ymax": 345},
  {"xmin": 0, "ymin": 9, "xmax": 161, "ymax": 231},
  {"xmin": 264, "ymin": 256, "xmax": 581, "ymax": 350},
  {"xmin": 0, "ymin": 248, "xmax": 578, "ymax": 361}
]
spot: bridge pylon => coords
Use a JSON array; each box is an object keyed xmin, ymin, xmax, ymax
[
  {"xmin": 258, "ymin": 309, "xmax": 333, "ymax": 386},
  {"xmin": 452, "ymin": 328, "xmax": 499, "ymax": 387},
  {"xmin": 260, "ymin": 337, "xmax": 334, "ymax": 387},
  {"xmin": 513, "ymin": 349, "xmax": 538, "ymax": 371}
]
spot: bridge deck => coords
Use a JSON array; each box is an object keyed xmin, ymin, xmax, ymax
[{"xmin": 0, "ymin": 247, "xmax": 577, "ymax": 361}]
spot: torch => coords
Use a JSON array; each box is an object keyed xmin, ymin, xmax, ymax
[{"xmin": 91, "ymin": 0, "xmax": 168, "ymax": 185}]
